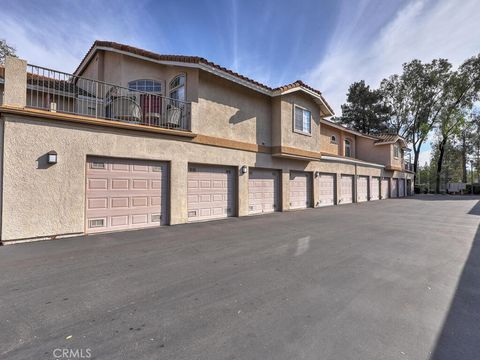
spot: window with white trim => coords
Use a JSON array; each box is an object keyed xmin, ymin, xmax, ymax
[
  {"xmin": 345, "ymin": 139, "xmax": 352, "ymax": 157},
  {"xmin": 294, "ymin": 106, "xmax": 311, "ymax": 134},
  {"xmin": 169, "ymin": 75, "xmax": 186, "ymax": 101},
  {"xmin": 330, "ymin": 135, "xmax": 337, "ymax": 144},
  {"xmin": 128, "ymin": 79, "xmax": 162, "ymax": 93}
]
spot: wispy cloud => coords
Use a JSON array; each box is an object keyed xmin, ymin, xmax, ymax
[
  {"xmin": 306, "ymin": 0, "xmax": 480, "ymax": 116},
  {"xmin": 0, "ymin": 0, "xmax": 158, "ymax": 72}
]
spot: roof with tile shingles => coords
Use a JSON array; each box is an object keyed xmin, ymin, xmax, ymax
[{"xmin": 75, "ymin": 41, "xmax": 334, "ymax": 115}]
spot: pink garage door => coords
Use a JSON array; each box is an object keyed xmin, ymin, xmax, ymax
[
  {"xmin": 248, "ymin": 168, "xmax": 280, "ymax": 215},
  {"xmin": 318, "ymin": 173, "xmax": 335, "ymax": 207},
  {"xmin": 391, "ymin": 178, "xmax": 399, "ymax": 198},
  {"xmin": 340, "ymin": 175, "xmax": 354, "ymax": 204},
  {"xmin": 187, "ymin": 165, "xmax": 235, "ymax": 222},
  {"xmin": 357, "ymin": 176, "xmax": 369, "ymax": 202},
  {"xmin": 289, "ymin": 171, "xmax": 312, "ymax": 209},
  {"xmin": 398, "ymin": 178, "xmax": 405, "ymax": 197},
  {"xmin": 85, "ymin": 157, "xmax": 168, "ymax": 234},
  {"xmin": 371, "ymin": 177, "xmax": 380, "ymax": 200},
  {"xmin": 381, "ymin": 178, "xmax": 389, "ymax": 199}
]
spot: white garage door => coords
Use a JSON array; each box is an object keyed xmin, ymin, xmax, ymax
[
  {"xmin": 318, "ymin": 173, "xmax": 335, "ymax": 207},
  {"xmin": 357, "ymin": 176, "xmax": 369, "ymax": 202},
  {"xmin": 381, "ymin": 178, "xmax": 389, "ymax": 199},
  {"xmin": 391, "ymin": 178, "xmax": 399, "ymax": 198},
  {"xmin": 187, "ymin": 165, "xmax": 235, "ymax": 222},
  {"xmin": 398, "ymin": 179, "xmax": 405, "ymax": 197},
  {"xmin": 340, "ymin": 175, "xmax": 354, "ymax": 204},
  {"xmin": 371, "ymin": 177, "xmax": 380, "ymax": 200},
  {"xmin": 289, "ymin": 171, "xmax": 312, "ymax": 209},
  {"xmin": 86, "ymin": 156, "xmax": 168, "ymax": 234},
  {"xmin": 248, "ymin": 168, "xmax": 280, "ymax": 214}
]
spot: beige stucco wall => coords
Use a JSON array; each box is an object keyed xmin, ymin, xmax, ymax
[
  {"xmin": 320, "ymin": 123, "xmax": 341, "ymax": 155},
  {"xmin": 390, "ymin": 142, "xmax": 404, "ymax": 169},
  {"xmin": 1, "ymin": 115, "xmax": 414, "ymax": 241},
  {"xmin": 196, "ymin": 71, "xmax": 271, "ymax": 145},
  {"xmin": 80, "ymin": 51, "xmax": 101, "ymax": 81},
  {"xmin": 100, "ymin": 52, "xmax": 199, "ymax": 103},
  {"xmin": 356, "ymin": 137, "xmax": 391, "ymax": 165},
  {"xmin": 279, "ymin": 92, "xmax": 321, "ymax": 153},
  {"xmin": 3, "ymin": 57, "xmax": 27, "ymax": 107}
]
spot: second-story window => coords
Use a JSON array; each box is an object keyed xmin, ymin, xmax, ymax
[
  {"xmin": 128, "ymin": 79, "xmax": 162, "ymax": 93},
  {"xmin": 394, "ymin": 144, "xmax": 400, "ymax": 158},
  {"xmin": 345, "ymin": 139, "xmax": 352, "ymax": 157},
  {"xmin": 294, "ymin": 106, "xmax": 311, "ymax": 134},
  {"xmin": 169, "ymin": 75, "xmax": 186, "ymax": 101}
]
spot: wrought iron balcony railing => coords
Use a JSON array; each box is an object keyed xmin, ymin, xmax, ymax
[{"xmin": 25, "ymin": 64, "xmax": 191, "ymax": 131}]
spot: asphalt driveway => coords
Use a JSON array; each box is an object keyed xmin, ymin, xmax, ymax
[{"xmin": 1, "ymin": 195, "xmax": 479, "ymax": 360}]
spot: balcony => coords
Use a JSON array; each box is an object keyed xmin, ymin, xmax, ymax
[{"xmin": 24, "ymin": 64, "xmax": 191, "ymax": 131}]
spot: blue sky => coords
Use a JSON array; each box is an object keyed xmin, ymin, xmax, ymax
[{"xmin": 2, "ymin": 0, "xmax": 480, "ymax": 164}]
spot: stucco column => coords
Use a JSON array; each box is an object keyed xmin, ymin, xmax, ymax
[
  {"xmin": 353, "ymin": 164, "xmax": 358, "ymax": 203},
  {"xmin": 237, "ymin": 166, "xmax": 249, "ymax": 216},
  {"xmin": 169, "ymin": 159, "xmax": 188, "ymax": 225},
  {"xmin": 368, "ymin": 175, "xmax": 372, "ymax": 200},
  {"xmin": 336, "ymin": 173, "xmax": 342, "ymax": 204},
  {"xmin": 4, "ymin": 56, "xmax": 27, "ymax": 108},
  {"xmin": 281, "ymin": 169, "xmax": 290, "ymax": 211},
  {"xmin": 312, "ymin": 171, "xmax": 320, "ymax": 207}
]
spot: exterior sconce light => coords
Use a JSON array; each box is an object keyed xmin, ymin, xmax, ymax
[
  {"xmin": 47, "ymin": 150, "xmax": 58, "ymax": 164},
  {"xmin": 315, "ymin": 171, "xmax": 320, "ymax": 178},
  {"xmin": 241, "ymin": 165, "xmax": 248, "ymax": 174}
]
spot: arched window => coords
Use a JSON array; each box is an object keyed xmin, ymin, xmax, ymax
[
  {"xmin": 345, "ymin": 139, "xmax": 352, "ymax": 157},
  {"xmin": 128, "ymin": 79, "xmax": 162, "ymax": 93},
  {"xmin": 169, "ymin": 75, "xmax": 186, "ymax": 101},
  {"xmin": 330, "ymin": 135, "xmax": 337, "ymax": 144}
]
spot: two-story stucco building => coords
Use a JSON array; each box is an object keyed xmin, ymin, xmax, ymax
[{"xmin": 0, "ymin": 41, "xmax": 414, "ymax": 243}]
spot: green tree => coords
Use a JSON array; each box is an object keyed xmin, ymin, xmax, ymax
[
  {"xmin": 455, "ymin": 111, "xmax": 479, "ymax": 183},
  {"xmin": 0, "ymin": 39, "xmax": 16, "ymax": 64},
  {"xmin": 434, "ymin": 54, "xmax": 480, "ymax": 192},
  {"xmin": 338, "ymin": 80, "xmax": 390, "ymax": 134},
  {"xmin": 380, "ymin": 58, "xmax": 480, "ymax": 183}
]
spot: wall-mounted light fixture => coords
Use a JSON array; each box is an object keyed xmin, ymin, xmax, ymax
[
  {"xmin": 241, "ymin": 165, "xmax": 248, "ymax": 174},
  {"xmin": 47, "ymin": 150, "xmax": 58, "ymax": 164},
  {"xmin": 315, "ymin": 171, "xmax": 320, "ymax": 178}
]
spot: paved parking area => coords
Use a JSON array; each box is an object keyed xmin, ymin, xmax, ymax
[{"xmin": 0, "ymin": 195, "xmax": 479, "ymax": 360}]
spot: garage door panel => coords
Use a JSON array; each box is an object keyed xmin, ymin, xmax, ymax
[
  {"xmin": 249, "ymin": 168, "xmax": 280, "ymax": 215},
  {"xmin": 86, "ymin": 157, "xmax": 168, "ymax": 234},
  {"xmin": 371, "ymin": 177, "xmax": 380, "ymax": 200},
  {"xmin": 289, "ymin": 171, "xmax": 312, "ymax": 210},
  {"xmin": 318, "ymin": 173, "xmax": 335, "ymax": 207},
  {"xmin": 381, "ymin": 179, "xmax": 389, "ymax": 199},
  {"xmin": 88, "ymin": 197, "xmax": 108, "ymax": 209},
  {"xmin": 188, "ymin": 165, "xmax": 236, "ymax": 222},
  {"xmin": 88, "ymin": 178, "xmax": 108, "ymax": 190},
  {"xmin": 132, "ymin": 214, "xmax": 148, "ymax": 224},
  {"xmin": 399, "ymin": 179, "xmax": 405, "ymax": 197},
  {"xmin": 391, "ymin": 179, "xmax": 399, "ymax": 198},
  {"xmin": 357, "ymin": 176, "xmax": 369, "ymax": 202},
  {"xmin": 111, "ymin": 197, "xmax": 129, "ymax": 208},
  {"xmin": 340, "ymin": 175, "xmax": 353, "ymax": 204}
]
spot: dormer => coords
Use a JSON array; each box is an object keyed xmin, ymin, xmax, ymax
[
  {"xmin": 271, "ymin": 81, "xmax": 334, "ymax": 160},
  {"xmin": 373, "ymin": 134, "xmax": 408, "ymax": 170}
]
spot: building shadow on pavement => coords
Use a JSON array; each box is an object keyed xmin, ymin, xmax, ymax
[
  {"xmin": 408, "ymin": 194, "xmax": 480, "ymax": 203},
  {"xmin": 430, "ymin": 201, "xmax": 480, "ymax": 359}
]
